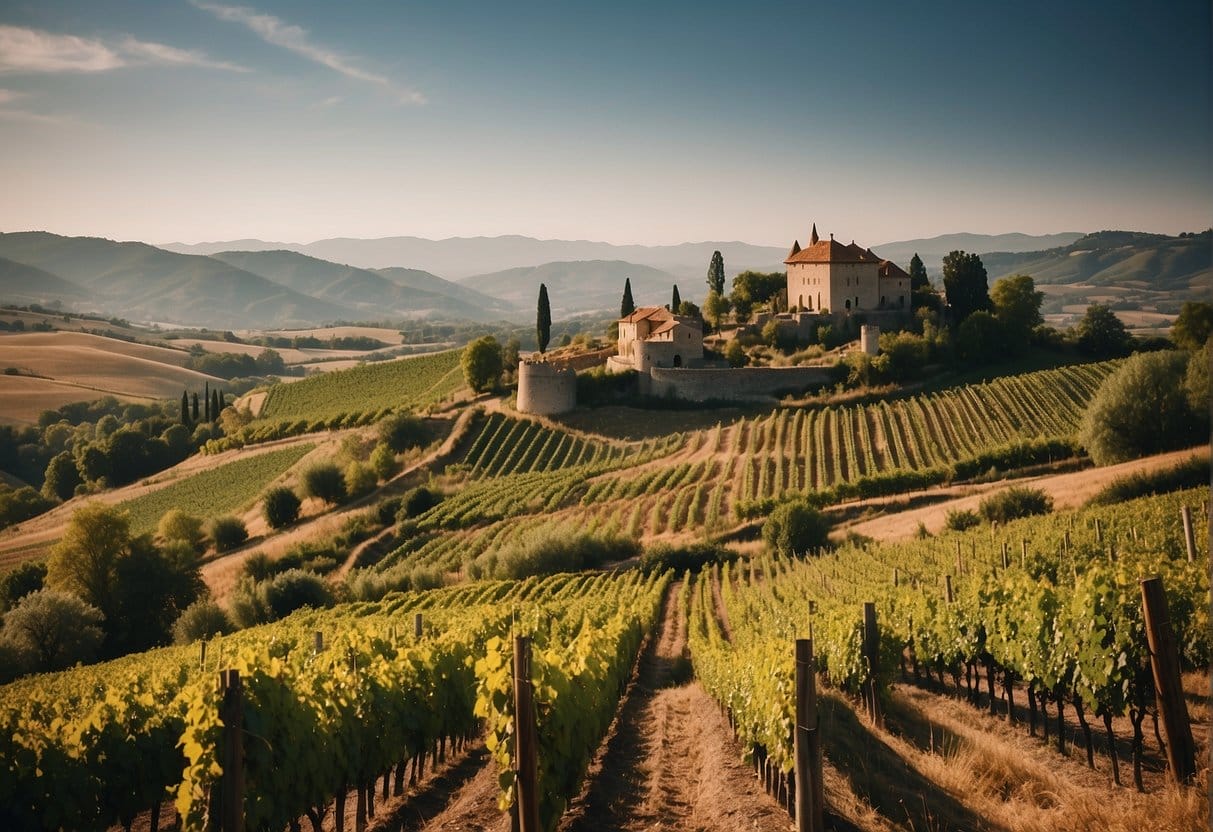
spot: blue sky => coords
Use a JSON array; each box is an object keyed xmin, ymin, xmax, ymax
[{"xmin": 0, "ymin": 1, "xmax": 1209, "ymax": 247}]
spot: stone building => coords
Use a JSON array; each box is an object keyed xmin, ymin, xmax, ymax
[
  {"xmin": 609, "ymin": 306, "xmax": 704, "ymax": 372},
  {"xmin": 516, "ymin": 359, "xmax": 576, "ymax": 416},
  {"xmin": 785, "ymin": 224, "xmax": 911, "ymax": 315}
]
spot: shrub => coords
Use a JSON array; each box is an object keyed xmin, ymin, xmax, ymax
[
  {"xmin": 0, "ymin": 486, "xmax": 55, "ymax": 530},
  {"xmin": 344, "ymin": 461, "xmax": 378, "ymax": 500},
  {"xmin": 1080, "ymin": 350, "xmax": 1202, "ymax": 465},
  {"xmin": 724, "ymin": 339, "xmax": 747, "ymax": 368},
  {"xmin": 978, "ymin": 487, "xmax": 1053, "ymax": 524},
  {"xmin": 762, "ymin": 501, "xmax": 831, "ymax": 556},
  {"xmin": 301, "ymin": 462, "xmax": 347, "ymax": 505},
  {"xmin": 401, "ymin": 486, "xmax": 442, "ymax": 519},
  {"xmin": 375, "ymin": 497, "xmax": 403, "ymax": 526},
  {"xmin": 639, "ymin": 542, "xmax": 736, "ymax": 573},
  {"xmin": 482, "ymin": 530, "xmax": 639, "ymax": 579},
  {"xmin": 210, "ymin": 515, "xmax": 249, "ymax": 553},
  {"xmin": 0, "ymin": 560, "xmax": 47, "ymax": 612},
  {"xmin": 242, "ymin": 551, "xmax": 274, "ymax": 582},
  {"xmin": 0, "ymin": 589, "xmax": 104, "ymax": 673},
  {"xmin": 262, "ymin": 486, "xmax": 301, "ymax": 529},
  {"xmin": 1086, "ymin": 455, "xmax": 1211, "ymax": 506},
  {"xmin": 262, "ymin": 569, "xmax": 334, "ymax": 619},
  {"xmin": 172, "ymin": 599, "xmax": 232, "ymax": 643},
  {"xmin": 945, "ymin": 509, "xmax": 981, "ymax": 532},
  {"xmin": 378, "ymin": 413, "xmax": 428, "ymax": 453},
  {"xmin": 370, "ymin": 442, "xmax": 400, "ymax": 480},
  {"xmin": 157, "ymin": 509, "xmax": 206, "ymax": 552}
]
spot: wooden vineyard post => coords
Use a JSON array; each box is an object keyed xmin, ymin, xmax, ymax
[
  {"xmin": 862, "ymin": 602, "xmax": 881, "ymax": 727},
  {"xmin": 944, "ymin": 575, "xmax": 954, "ymax": 604},
  {"xmin": 314, "ymin": 631, "xmax": 324, "ymax": 654},
  {"xmin": 1140, "ymin": 578, "xmax": 1196, "ymax": 784},
  {"xmin": 211, "ymin": 669, "xmax": 244, "ymax": 832},
  {"xmin": 794, "ymin": 639, "xmax": 825, "ymax": 832},
  {"xmin": 512, "ymin": 635, "xmax": 541, "ymax": 832},
  {"xmin": 1180, "ymin": 506, "xmax": 1196, "ymax": 562},
  {"xmin": 199, "ymin": 641, "xmax": 207, "ymax": 671},
  {"xmin": 414, "ymin": 612, "xmax": 424, "ymax": 639}
]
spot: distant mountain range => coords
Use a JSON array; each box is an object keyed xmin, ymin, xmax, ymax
[
  {"xmin": 458, "ymin": 260, "xmax": 682, "ymax": 317},
  {"xmin": 0, "ymin": 229, "xmax": 1203, "ymax": 329},
  {"xmin": 163, "ymin": 235, "xmax": 790, "ymax": 281}
]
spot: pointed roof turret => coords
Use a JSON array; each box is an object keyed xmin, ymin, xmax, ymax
[
  {"xmin": 787, "ymin": 239, "xmax": 801, "ymax": 258},
  {"xmin": 810, "ymin": 224, "xmax": 819, "ymax": 245}
]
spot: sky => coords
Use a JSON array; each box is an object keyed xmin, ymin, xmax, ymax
[{"xmin": 0, "ymin": 0, "xmax": 1209, "ymax": 247}]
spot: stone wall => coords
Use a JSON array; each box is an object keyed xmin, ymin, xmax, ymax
[
  {"xmin": 516, "ymin": 360, "xmax": 577, "ymax": 415},
  {"xmin": 644, "ymin": 365, "xmax": 834, "ymax": 402},
  {"xmin": 860, "ymin": 324, "xmax": 880, "ymax": 355}
]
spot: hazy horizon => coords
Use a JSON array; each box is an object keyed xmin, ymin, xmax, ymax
[{"xmin": 1, "ymin": 1, "xmax": 1209, "ymax": 247}]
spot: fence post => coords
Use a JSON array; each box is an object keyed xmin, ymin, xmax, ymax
[
  {"xmin": 218, "ymin": 669, "xmax": 244, "ymax": 832},
  {"xmin": 1140, "ymin": 577, "xmax": 1196, "ymax": 784},
  {"xmin": 512, "ymin": 635, "xmax": 541, "ymax": 832},
  {"xmin": 794, "ymin": 639, "xmax": 825, "ymax": 832},
  {"xmin": 1180, "ymin": 507, "xmax": 1196, "ymax": 562},
  {"xmin": 862, "ymin": 602, "xmax": 881, "ymax": 727}
]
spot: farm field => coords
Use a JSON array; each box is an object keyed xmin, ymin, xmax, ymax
[
  {"xmin": 0, "ymin": 331, "xmax": 222, "ymax": 424},
  {"xmin": 256, "ymin": 348, "xmax": 465, "ymax": 422}
]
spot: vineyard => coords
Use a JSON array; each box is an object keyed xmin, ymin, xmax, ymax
[
  {"xmin": 366, "ymin": 361, "xmax": 1118, "ymax": 578},
  {"xmin": 118, "ymin": 443, "xmax": 316, "ymax": 534},
  {"xmin": 0, "ymin": 569, "xmax": 667, "ymax": 831},
  {"xmin": 258, "ymin": 350, "xmax": 465, "ymax": 423},
  {"xmin": 689, "ymin": 486, "xmax": 1210, "ymax": 801}
]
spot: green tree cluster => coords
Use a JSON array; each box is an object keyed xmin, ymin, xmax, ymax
[
  {"xmin": 462, "ymin": 335, "xmax": 504, "ymax": 393},
  {"xmin": 942, "ymin": 250, "xmax": 990, "ymax": 325}
]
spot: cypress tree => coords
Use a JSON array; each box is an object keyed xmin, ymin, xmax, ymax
[
  {"xmin": 211, "ymin": 389, "xmax": 221, "ymax": 423},
  {"xmin": 204, "ymin": 382, "xmax": 210, "ymax": 421},
  {"xmin": 180, "ymin": 390, "xmax": 190, "ymax": 425},
  {"xmin": 191, "ymin": 392, "xmax": 199, "ymax": 421},
  {"xmin": 707, "ymin": 250, "xmax": 725, "ymax": 295},
  {"xmin": 621, "ymin": 278, "xmax": 635, "ymax": 318},
  {"xmin": 909, "ymin": 253, "xmax": 929, "ymax": 292},
  {"xmin": 537, "ymin": 283, "xmax": 552, "ymax": 354},
  {"xmin": 671, "ymin": 284, "xmax": 681, "ymax": 312}
]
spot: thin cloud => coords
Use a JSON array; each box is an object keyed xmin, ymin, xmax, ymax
[
  {"xmin": 0, "ymin": 24, "xmax": 247, "ymax": 73},
  {"xmin": 119, "ymin": 37, "xmax": 249, "ymax": 72},
  {"xmin": 190, "ymin": 1, "xmax": 425, "ymax": 104}
]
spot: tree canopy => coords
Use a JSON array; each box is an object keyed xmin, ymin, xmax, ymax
[
  {"xmin": 462, "ymin": 335, "xmax": 504, "ymax": 393},
  {"xmin": 990, "ymin": 273, "xmax": 1043, "ymax": 354},
  {"xmin": 670, "ymin": 284, "xmax": 681, "ymax": 311},
  {"xmin": 908, "ymin": 253, "xmax": 929, "ymax": 291},
  {"xmin": 762, "ymin": 501, "xmax": 831, "ymax": 556},
  {"xmin": 1075, "ymin": 304, "xmax": 1132, "ymax": 358},
  {"xmin": 1080, "ymin": 350, "xmax": 1204, "ymax": 465},
  {"xmin": 1171, "ymin": 301, "xmax": 1213, "ymax": 352},
  {"xmin": 942, "ymin": 250, "xmax": 990, "ymax": 324}
]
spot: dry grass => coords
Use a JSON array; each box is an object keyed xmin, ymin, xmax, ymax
[
  {"xmin": 0, "ymin": 330, "xmax": 193, "ymax": 366},
  {"xmin": 0, "ymin": 374, "xmax": 156, "ymax": 425}
]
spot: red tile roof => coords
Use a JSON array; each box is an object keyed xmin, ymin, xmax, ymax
[
  {"xmin": 785, "ymin": 238, "xmax": 880, "ymax": 265},
  {"xmin": 879, "ymin": 260, "xmax": 910, "ymax": 280},
  {"xmin": 620, "ymin": 306, "xmax": 672, "ymax": 323}
]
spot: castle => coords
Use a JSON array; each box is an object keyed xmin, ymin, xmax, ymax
[{"xmin": 785, "ymin": 224, "xmax": 910, "ymax": 315}]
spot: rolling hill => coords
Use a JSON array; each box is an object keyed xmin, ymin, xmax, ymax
[
  {"xmin": 0, "ymin": 232, "xmax": 349, "ymax": 328},
  {"xmin": 210, "ymin": 250, "xmax": 515, "ymax": 322},
  {"xmin": 373, "ymin": 266, "xmax": 517, "ymax": 317},
  {"xmin": 872, "ymin": 231, "xmax": 1085, "ymax": 273},
  {"xmin": 980, "ymin": 230, "xmax": 1211, "ymax": 314},
  {"xmin": 0, "ymin": 257, "xmax": 90, "ymax": 306},
  {"xmin": 457, "ymin": 260, "xmax": 682, "ymax": 316}
]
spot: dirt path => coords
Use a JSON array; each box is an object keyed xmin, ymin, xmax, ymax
[
  {"xmin": 837, "ymin": 445, "xmax": 1208, "ymax": 543},
  {"xmin": 560, "ymin": 582, "xmax": 788, "ymax": 832}
]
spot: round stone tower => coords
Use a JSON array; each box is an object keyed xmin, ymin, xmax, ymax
[
  {"xmin": 516, "ymin": 359, "xmax": 577, "ymax": 415},
  {"xmin": 860, "ymin": 324, "xmax": 881, "ymax": 356}
]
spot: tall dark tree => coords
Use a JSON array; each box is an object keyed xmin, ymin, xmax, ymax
[
  {"xmin": 203, "ymin": 382, "xmax": 210, "ymax": 422},
  {"xmin": 621, "ymin": 278, "xmax": 635, "ymax": 318},
  {"xmin": 707, "ymin": 250, "xmax": 725, "ymax": 296},
  {"xmin": 180, "ymin": 391, "xmax": 190, "ymax": 426},
  {"xmin": 211, "ymin": 390, "xmax": 221, "ymax": 423},
  {"xmin": 942, "ymin": 250, "xmax": 990, "ymax": 325},
  {"xmin": 908, "ymin": 253, "xmax": 929, "ymax": 291},
  {"xmin": 671, "ymin": 284, "xmax": 681, "ymax": 311},
  {"xmin": 191, "ymin": 392, "xmax": 199, "ymax": 421},
  {"xmin": 537, "ymin": 283, "xmax": 552, "ymax": 354}
]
